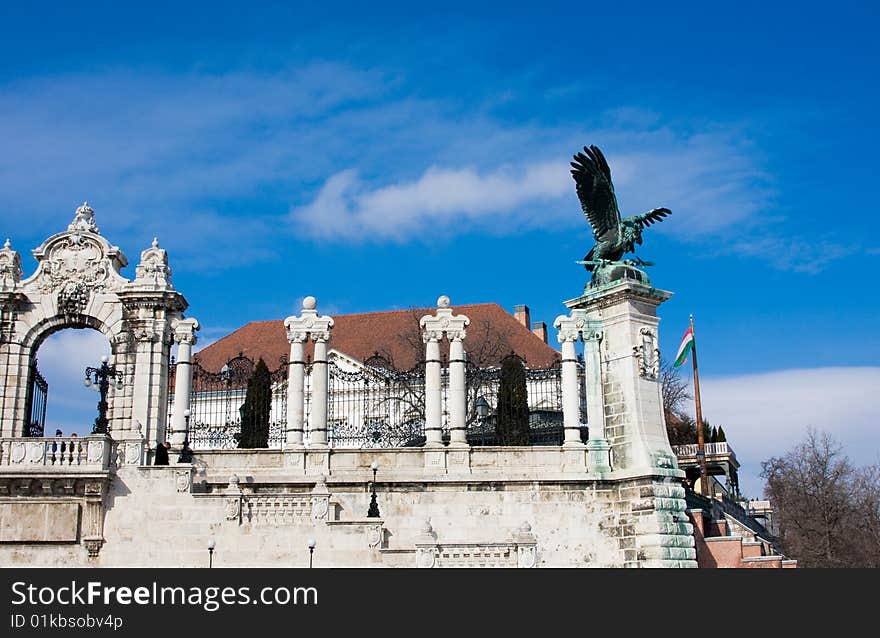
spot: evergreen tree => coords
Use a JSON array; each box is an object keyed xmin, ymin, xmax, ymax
[
  {"xmin": 710, "ymin": 426, "xmax": 718, "ymax": 443},
  {"xmin": 238, "ymin": 358, "xmax": 272, "ymax": 448},
  {"xmin": 717, "ymin": 426, "xmax": 727, "ymax": 442},
  {"xmin": 495, "ymin": 354, "xmax": 530, "ymax": 445}
]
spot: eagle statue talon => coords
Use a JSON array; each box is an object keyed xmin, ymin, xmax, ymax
[{"xmin": 570, "ymin": 145, "xmax": 671, "ymax": 275}]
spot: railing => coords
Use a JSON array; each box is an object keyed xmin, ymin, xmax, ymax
[
  {"xmin": 0, "ymin": 436, "xmax": 115, "ymax": 471},
  {"xmin": 672, "ymin": 442, "xmax": 736, "ymax": 463},
  {"xmin": 177, "ymin": 352, "xmax": 573, "ymax": 450}
]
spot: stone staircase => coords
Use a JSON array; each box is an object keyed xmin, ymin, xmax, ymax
[{"xmin": 685, "ymin": 490, "xmax": 796, "ymax": 569}]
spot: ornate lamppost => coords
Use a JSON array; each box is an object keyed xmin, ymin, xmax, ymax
[
  {"xmin": 207, "ymin": 538, "xmax": 215, "ymax": 568},
  {"xmin": 367, "ymin": 461, "xmax": 380, "ymax": 518},
  {"xmin": 178, "ymin": 408, "xmax": 194, "ymax": 463},
  {"xmin": 307, "ymin": 538, "xmax": 316, "ymax": 568},
  {"xmin": 84, "ymin": 355, "xmax": 123, "ymax": 435}
]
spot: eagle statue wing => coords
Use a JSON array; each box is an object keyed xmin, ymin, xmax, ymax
[
  {"xmin": 629, "ymin": 207, "xmax": 672, "ymax": 229},
  {"xmin": 570, "ymin": 145, "xmax": 621, "ymax": 242}
]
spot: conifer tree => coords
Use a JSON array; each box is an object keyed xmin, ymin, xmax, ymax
[
  {"xmin": 495, "ymin": 354, "xmax": 530, "ymax": 445},
  {"xmin": 717, "ymin": 426, "xmax": 727, "ymax": 442},
  {"xmin": 238, "ymin": 358, "xmax": 272, "ymax": 448}
]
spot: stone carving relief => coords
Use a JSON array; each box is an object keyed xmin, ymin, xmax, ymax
[
  {"xmin": 37, "ymin": 235, "xmax": 108, "ymax": 294},
  {"xmin": 68, "ymin": 201, "xmax": 99, "ymax": 233},
  {"xmin": 635, "ymin": 327, "xmax": 660, "ymax": 380},
  {"xmin": 57, "ymin": 281, "xmax": 90, "ymax": 315},
  {"xmin": 175, "ymin": 469, "xmax": 193, "ymax": 493},
  {"xmin": 133, "ymin": 238, "xmax": 173, "ymax": 289},
  {"xmin": 0, "ymin": 239, "xmax": 23, "ymax": 290}
]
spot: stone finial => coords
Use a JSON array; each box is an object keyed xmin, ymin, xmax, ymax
[
  {"xmin": 69, "ymin": 202, "xmax": 99, "ymax": 233},
  {"xmin": 421, "ymin": 518, "xmax": 434, "ymax": 535},
  {"xmin": 420, "ymin": 295, "xmax": 470, "ymax": 342},
  {"xmin": 284, "ymin": 296, "xmax": 334, "ymax": 343},
  {"xmin": 519, "ymin": 521, "xmax": 532, "ymax": 534},
  {"xmin": 133, "ymin": 236, "xmax": 173, "ymax": 289},
  {"xmin": 0, "ymin": 238, "xmax": 23, "ymax": 290}
]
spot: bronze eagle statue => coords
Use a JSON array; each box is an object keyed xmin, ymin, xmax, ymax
[{"xmin": 571, "ymin": 145, "xmax": 671, "ymax": 272}]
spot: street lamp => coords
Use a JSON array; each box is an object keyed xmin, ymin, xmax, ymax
[
  {"xmin": 307, "ymin": 538, "xmax": 316, "ymax": 568},
  {"xmin": 475, "ymin": 396, "xmax": 489, "ymax": 419},
  {"xmin": 84, "ymin": 355, "xmax": 123, "ymax": 435},
  {"xmin": 207, "ymin": 538, "xmax": 215, "ymax": 568},
  {"xmin": 178, "ymin": 409, "xmax": 194, "ymax": 463},
  {"xmin": 367, "ymin": 461, "xmax": 380, "ymax": 518}
]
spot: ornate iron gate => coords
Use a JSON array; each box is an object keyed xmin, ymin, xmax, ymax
[
  {"xmin": 327, "ymin": 353, "xmax": 425, "ymax": 447},
  {"xmin": 24, "ymin": 358, "xmax": 48, "ymax": 437}
]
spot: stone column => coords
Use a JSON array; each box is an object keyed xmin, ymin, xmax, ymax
[
  {"xmin": 284, "ymin": 296, "xmax": 334, "ymax": 449},
  {"xmin": 285, "ymin": 335, "xmax": 306, "ymax": 447},
  {"xmin": 420, "ymin": 296, "xmax": 470, "ymax": 448},
  {"xmin": 447, "ymin": 335, "xmax": 468, "ymax": 446},
  {"xmin": 557, "ymin": 330, "xmax": 582, "ymax": 446},
  {"xmin": 310, "ymin": 336, "xmax": 329, "ymax": 447},
  {"xmin": 423, "ymin": 337, "xmax": 443, "ymax": 447},
  {"xmin": 170, "ymin": 318, "xmax": 199, "ymax": 450}
]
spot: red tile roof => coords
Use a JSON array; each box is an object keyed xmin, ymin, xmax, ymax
[{"xmin": 192, "ymin": 303, "xmax": 560, "ymax": 373}]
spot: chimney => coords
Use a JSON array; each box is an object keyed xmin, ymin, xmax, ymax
[
  {"xmin": 513, "ymin": 304, "xmax": 530, "ymax": 329},
  {"xmin": 532, "ymin": 321, "xmax": 547, "ymax": 344}
]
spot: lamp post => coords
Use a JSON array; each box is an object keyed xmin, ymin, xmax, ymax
[
  {"xmin": 207, "ymin": 538, "xmax": 215, "ymax": 569},
  {"xmin": 84, "ymin": 355, "xmax": 123, "ymax": 435},
  {"xmin": 307, "ymin": 538, "xmax": 316, "ymax": 568},
  {"xmin": 178, "ymin": 408, "xmax": 194, "ymax": 463},
  {"xmin": 367, "ymin": 461, "xmax": 380, "ymax": 518}
]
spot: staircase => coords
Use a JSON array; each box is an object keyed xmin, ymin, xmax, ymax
[{"xmin": 685, "ymin": 490, "xmax": 796, "ymax": 569}]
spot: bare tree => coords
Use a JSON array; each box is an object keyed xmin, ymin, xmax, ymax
[{"xmin": 761, "ymin": 429, "xmax": 880, "ymax": 567}]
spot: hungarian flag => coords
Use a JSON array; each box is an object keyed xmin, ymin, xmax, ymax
[{"xmin": 673, "ymin": 326, "xmax": 694, "ymax": 368}]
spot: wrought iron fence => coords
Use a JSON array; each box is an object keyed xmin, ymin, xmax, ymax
[
  {"xmin": 327, "ymin": 353, "xmax": 425, "ymax": 447},
  {"xmin": 465, "ymin": 357, "xmax": 584, "ymax": 446},
  {"xmin": 168, "ymin": 353, "xmax": 288, "ymax": 449},
  {"xmin": 171, "ymin": 351, "xmax": 582, "ymax": 449}
]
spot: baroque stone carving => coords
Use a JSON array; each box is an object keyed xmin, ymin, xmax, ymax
[
  {"xmin": 57, "ymin": 281, "xmax": 90, "ymax": 315},
  {"xmin": 635, "ymin": 327, "xmax": 660, "ymax": 380},
  {"xmin": 133, "ymin": 238, "xmax": 173, "ymax": 289},
  {"xmin": 175, "ymin": 470, "xmax": 192, "ymax": 493},
  {"xmin": 69, "ymin": 202, "xmax": 99, "ymax": 233},
  {"xmin": 0, "ymin": 239, "xmax": 23, "ymax": 290},
  {"xmin": 416, "ymin": 547, "xmax": 436, "ymax": 568},
  {"xmin": 419, "ymin": 296, "xmax": 469, "ymax": 344},
  {"xmin": 284, "ymin": 296, "xmax": 334, "ymax": 344}
]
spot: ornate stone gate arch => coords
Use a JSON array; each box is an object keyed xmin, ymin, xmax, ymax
[{"xmin": 0, "ymin": 203, "xmax": 196, "ymax": 454}]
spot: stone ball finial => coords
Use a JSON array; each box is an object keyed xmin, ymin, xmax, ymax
[
  {"xmin": 520, "ymin": 521, "xmax": 532, "ymax": 534},
  {"xmin": 228, "ymin": 474, "xmax": 240, "ymax": 486},
  {"xmin": 317, "ymin": 473, "xmax": 327, "ymax": 485},
  {"xmin": 437, "ymin": 295, "xmax": 451, "ymax": 309},
  {"xmin": 302, "ymin": 295, "xmax": 317, "ymax": 311}
]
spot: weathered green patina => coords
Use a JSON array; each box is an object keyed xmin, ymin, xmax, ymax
[{"xmin": 570, "ymin": 145, "xmax": 671, "ymax": 287}]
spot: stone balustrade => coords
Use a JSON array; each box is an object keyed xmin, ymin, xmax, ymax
[{"xmin": 0, "ymin": 435, "xmax": 116, "ymax": 472}]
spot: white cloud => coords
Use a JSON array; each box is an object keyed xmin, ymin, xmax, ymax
[
  {"xmin": 698, "ymin": 367, "xmax": 880, "ymax": 498},
  {"xmin": 290, "ymin": 162, "xmax": 568, "ymax": 240},
  {"xmin": 289, "ymin": 127, "xmax": 773, "ymax": 244}
]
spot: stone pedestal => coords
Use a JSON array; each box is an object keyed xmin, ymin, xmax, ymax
[{"xmin": 566, "ymin": 270, "xmax": 676, "ymax": 473}]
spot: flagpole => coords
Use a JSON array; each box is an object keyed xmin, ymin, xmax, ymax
[{"xmin": 690, "ymin": 314, "xmax": 709, "ymax": 496}]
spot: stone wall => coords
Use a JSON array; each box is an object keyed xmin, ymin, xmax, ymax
[{"xmin": 0, "ymin": 447, "xmax": 696, "ymax": 568}]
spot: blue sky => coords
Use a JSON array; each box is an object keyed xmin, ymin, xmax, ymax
[{"xmin": 2, "ymin": 2, "xmax": 878, "ymax": 495}]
